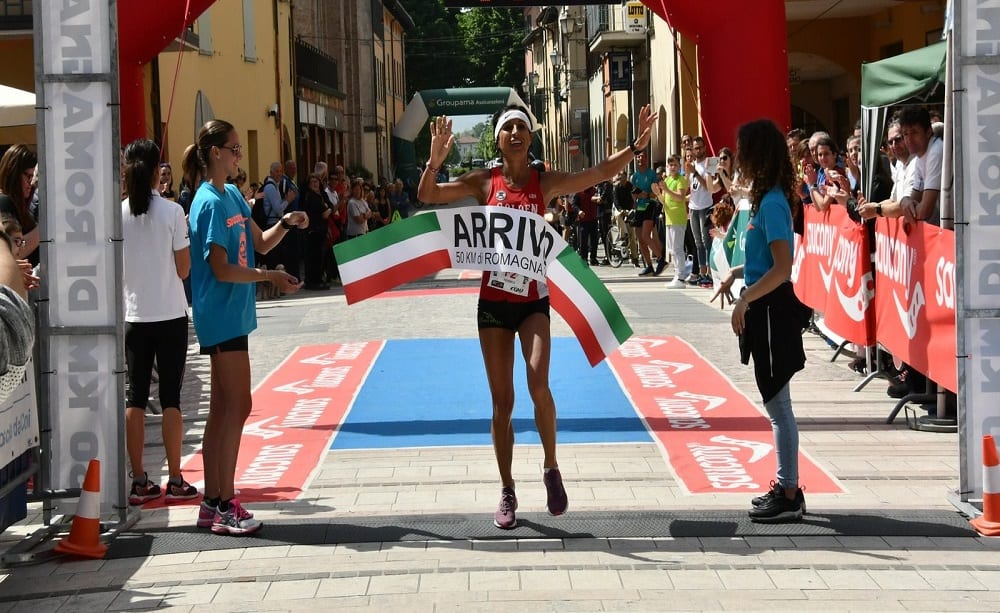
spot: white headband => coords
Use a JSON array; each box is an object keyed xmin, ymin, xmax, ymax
[{"xmin": 494, "ymin": 110, "xmax": 532, "ymax": 141}]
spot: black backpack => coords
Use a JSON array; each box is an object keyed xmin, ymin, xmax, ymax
[{"xmin": 252, "ymin": 178, "xmax": 278, "ymax": 228}]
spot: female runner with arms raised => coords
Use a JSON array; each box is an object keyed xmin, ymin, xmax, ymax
[{"xmin": 418, "ymin": 104, "xmax": 655, "ymax": 529}]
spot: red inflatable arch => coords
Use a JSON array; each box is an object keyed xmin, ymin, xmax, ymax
[
  {"xmin": 117, "ymin": 1, "xmax": 217, "ymax": 145},
  {"xmin": 644, "ymin": 0, "xmax": 790, "ymax": 150},
  {"xmin": 115, "ymin": 2, "xmax": 789, "ymax": 150}
]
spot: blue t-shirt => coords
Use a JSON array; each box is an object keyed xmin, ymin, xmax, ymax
[
  {"xmin": 631, "ymin": 167, "xmax": 657, "ymax": 211},
  {"xmin": 188, "ymin": 182, "xmax": 257, "ymax": 347},
  {"xmin": 744, "ymin": 186, "xmax": 794, "ymax": 287}
]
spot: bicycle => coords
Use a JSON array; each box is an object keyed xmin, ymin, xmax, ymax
[
  {"xmin": 606, "ymin": 204, "xmax": 639, "ymax": 268},
  {"xmin": 560, "ymin": 206, "xmax": 579, "ymax": 253}
]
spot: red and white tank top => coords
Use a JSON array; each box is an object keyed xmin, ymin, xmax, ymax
[{"xmin": 480, "ymin": 167, "xmax": 549, "ymax": 302}]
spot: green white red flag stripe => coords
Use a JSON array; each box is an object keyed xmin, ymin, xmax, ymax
[
  {"xmin": 333, "ymin": 207, "xmax": 633, "ymax": 365},
  {"xmin": 335, "ymin": 212, "xmax": 452, "ymax": 304},
  {"xmin": 547, "ymin": 246, "xmax": 633, "ymax": 365}
]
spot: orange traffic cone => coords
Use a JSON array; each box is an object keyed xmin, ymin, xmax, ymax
[
  {"xmin": 54, "ymin": 458, "xmax": 108, "ymax": 559},
  {"xmin": 971, "ymin": 435, "xmax": 1000, "ymax": 537}
]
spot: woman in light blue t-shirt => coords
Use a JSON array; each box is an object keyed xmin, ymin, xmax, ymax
[
  {"xmin": 184, "ymin": 119, "xmax": 308, "ymax": 536},
  {"xmin": 713, "ymin": 119, "xmax": 811, "ymax": 525}
]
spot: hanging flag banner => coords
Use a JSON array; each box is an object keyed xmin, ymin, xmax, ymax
[
  {"xmin": 334, "ymin": 207, "xmax": 633, "ymax": 366},
  {"xmin": 37, "ymin": 0, "xmax": 122, "ymax": 512},
  {"xmin": 873, "ymin": 218, "xmax": 956, "ymax": 392},
  {"xmin": 956, "ymin": 0, "xmax": 1000, "ymax": 505}
]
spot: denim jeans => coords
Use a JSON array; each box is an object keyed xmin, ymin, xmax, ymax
[
  {"xmin": 690, "ymin": 207, "xmax": 713, "ymax": 270},
  {"xmin": 763, "ymin": 382, "xmax": 798, "ymax": 489}
]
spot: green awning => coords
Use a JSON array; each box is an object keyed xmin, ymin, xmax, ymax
[{"xmin": 860, "ymin": 41, "xmax": 946, "ymax": 108}]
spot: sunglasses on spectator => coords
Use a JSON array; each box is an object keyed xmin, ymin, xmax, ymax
[
  {"xmin": 719, "ymin": 156, "xmax": 729, "ymax": 161},
  {"xmin": 887, "ymin": 136, "xmax": 903, "ymax": 145}
]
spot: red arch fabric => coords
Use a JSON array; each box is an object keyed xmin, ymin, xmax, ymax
[
  {"xmin": 116, "ymin": 2, "xmax": 790, "ymax": 147},
  {"xmin": 117, "ymin": 0, "xmax": 217, "ymax": 143},
  {"xmin": 645, "ymin": 0, "xmax": 790, "ymax": 148}
]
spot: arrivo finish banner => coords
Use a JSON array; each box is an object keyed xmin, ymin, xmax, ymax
[
  {"xmin": 873, "ymin": 218, "xmax": 956, "ymax": 392},
  {"xmin": 334, "ymin": 207, "xmax": 633, "ymax": 366},
  {"xmin": 792, "ymin": 206, "xmax": 875, "ymax": 346}
]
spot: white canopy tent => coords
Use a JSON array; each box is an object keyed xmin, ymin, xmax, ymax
[
  {"xmin": 0, "ymin": 84, "xmax": 35, "ymax": 127},
  {"xmin": 0, "ymin": 84, "xmax": 38, "ymax": 148}
]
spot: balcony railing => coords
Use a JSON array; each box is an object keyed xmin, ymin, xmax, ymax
[
  {"xmin": 585, "ymin": 5, "xmax": 609, "ymax": 43},
  {"xmin": 0, "ymin": 0, "xmax": 31, "ymax": 31},
  {"xmin": 295, "ymin": 38, "xmax": 339, "ymax": 95}
]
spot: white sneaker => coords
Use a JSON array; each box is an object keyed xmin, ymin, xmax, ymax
[{"xmin": 666, "ymin": 278, "xmax": 687, "ymax": 289}]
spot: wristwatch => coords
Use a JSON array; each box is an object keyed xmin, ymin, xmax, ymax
[
  {"xmin": 628, "ymin": 141, "xmax": 641, "ymax": 156},
  {"xmin": 876, "ymin": 203, "xmax": 883, "ymax": 217},
  {"xmin": 280, "ymin": 217, "xmax": 295, "ymax": 230}
]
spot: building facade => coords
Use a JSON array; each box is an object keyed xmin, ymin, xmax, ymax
[
  {"xmin": 523, "ymin": 1, "xmax": 946, "ymax": 169},
  {"xmin": 299, "ymin": 0, "xmax": 412, "ymax": 181},
  {"xmin": 292, "ymin": 1, "xmax": 349, "ymax": 175},
  {"xmin": 153, "ymin": 0, "xmax": 296, "ymax": 185}
]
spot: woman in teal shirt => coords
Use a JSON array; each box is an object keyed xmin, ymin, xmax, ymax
[
  {"xmin": 713, "ymin": 119, "xmax": 811, "ymax": 523},
  {"xmin": 184, "ymin": 119, "xmax": 307, "ymax": 535}
]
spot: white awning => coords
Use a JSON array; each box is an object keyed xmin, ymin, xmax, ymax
[{"xmin": 0, "ymin": 84, "xmax": 35, "ymax": 127}]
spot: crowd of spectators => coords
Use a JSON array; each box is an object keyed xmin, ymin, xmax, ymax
[
  {"xmin": 0, "ymin": 99, "xmax": 947, "ymax": 527},
  {"xmin": 548, "ymin": 105, "xmax": 945, "ymax": 407},
  {"xmin": 161, "ymin": 159, "xmax": 411, "ymax": 294}
]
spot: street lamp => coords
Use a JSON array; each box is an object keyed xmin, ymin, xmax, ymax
[
  {"xmin": 549, "ymin": 49, "xmax": 564, "ymax": 104},
  {"xmin": 522, "ymin": 71, "xmax": 540, "ymax": 118},
  {"xmin": 521, "ymin": 71, "xmax": 540, "ymax": 97},
  {"xmin": 559, "ymin": 8, "xmax": 572, "ymax": 35},
  {"xmin": 559, "ymin": 7, "xmax": 584, "ymax": 36}
]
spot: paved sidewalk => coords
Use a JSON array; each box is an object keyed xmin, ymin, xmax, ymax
[{"xmin": 1, "ymin": 262, "xmax": 997, "ymax": 612}]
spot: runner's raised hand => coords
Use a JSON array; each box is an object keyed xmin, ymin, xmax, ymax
[
  {"xmin": 428, "ymin": 115, "xmax": 455, "ymax": 169},
  {"xmin": 632, "ymin": 104, "xmax": 656, "ymax": 150}
]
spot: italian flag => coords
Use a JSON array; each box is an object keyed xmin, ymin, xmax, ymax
[
  {"xmin": 334, "ymin": 208, "xmax": 633, "ymax": 366},
  {"xmin": 335, "ymin": 212, "xmax": 452, "ymax": 303},
  {"xmin": 546, "ymin": 246, "xmax": 633, "ymax": 366}
]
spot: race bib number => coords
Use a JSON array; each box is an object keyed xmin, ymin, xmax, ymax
[{"xmin": 490, "ymin": 272, "xmax": 531, "ymax": 297}]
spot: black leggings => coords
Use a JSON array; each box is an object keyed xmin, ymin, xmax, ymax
[
  {"xmin": 304, "ymin": 231, "xmax": 327, "ymax": 285},
  {"xmin": 124, "ymin": 316, "xmax": 189, "ymax": 410}
]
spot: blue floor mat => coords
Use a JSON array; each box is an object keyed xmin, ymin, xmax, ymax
[{"xmin": 331, "ymin": 338, "xmax": 650, "ymax": 449}]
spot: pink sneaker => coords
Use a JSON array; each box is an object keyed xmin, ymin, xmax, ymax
[
  {"xmin": 493, "ymin": 487, "xmax": 517, "ymax": 529},
  {"xmin": 196, "ymin": 499, "xmax": 217, "ymax": 529},
  {"xmin": 211, "ymin": 498, "xmax": 262, "ymax": 535},
  {"xmin": 544, "ymin": 468, "xmax": 568, "ymax": 516}
]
